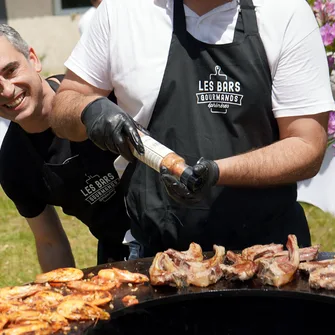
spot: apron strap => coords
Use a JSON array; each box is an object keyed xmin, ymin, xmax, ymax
[
  {"xmin": 173, "ymin": 0, "xmax": 187, "ymax": 35},
  {"xmin": 233, "ymin": 8, "xmax": 244, "ymax": 42},
  {"xmin": 239, "ymin": 0, "xmax": 259, "ymax": 35}
]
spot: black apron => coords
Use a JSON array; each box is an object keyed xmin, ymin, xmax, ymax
[
  {"xmin": 35, "ymin": 78, "xmax": 129, "ymax": 263},
  {"xmin": 126, "ymin": 0, "xmax": 310, "ymax": 255}
]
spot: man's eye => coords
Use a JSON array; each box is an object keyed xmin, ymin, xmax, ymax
[{"xmin": 6, "ymin": 68, "xmax": 17, "ymax": 77}]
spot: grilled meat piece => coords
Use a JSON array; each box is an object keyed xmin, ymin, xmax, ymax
[
  {"xmin": 241, "ymin": 243, "xmax": 284, "ymax": 261},
  {"xmin": 309, "ymin": 264, "xmax": 335, "ymax": 290},
  {"xmin": 268, "ymin": 245, "xmax": 320, "ymax": 263},
  {"xmin": 165, "ymin": 242, "xmax": 204, "ymax": 263},
  {"xmin": 297, "ymin": 245, "xmax": 320, "ymax": 262},
  {"xmin": 257, "ymin": 235, "xmax": 300, "ymax": 287},
  {"xmin": 225, "ymin": 251, "xmax": 245, "ymax": 264},
  {"xmin": 149, "ymin": 252, "xmax": 188, "ymax": 287},
  {"xmin": 183, "ymin": 245, "xmax": 225, "ymax": 287},
  {"xmin": 299, "ymin": 258, "xmax": 335, "ymax": 273},
  {"xmin": 220, "ymin": 260, "xmax": 258, "ymax": 281},
  {"xmin": 221, "ymin": 250, "xmax": 258, "ymax": 281},
  {"xmin": 149, "ymin": 245, "xmax": 225, "ymax": 288}
]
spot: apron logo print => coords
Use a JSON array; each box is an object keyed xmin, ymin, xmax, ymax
[
  {"xmin": 80, "ymin": 173, "xmax": 119, "ymax": 205},
  {"xmin": 196, "ymin": 65, "xmax": 244, "ymax": 114}
]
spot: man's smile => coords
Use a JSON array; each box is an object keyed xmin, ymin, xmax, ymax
[{"xmin": 4, "ymin": 92, "xmax": 25, "ymax": 109}]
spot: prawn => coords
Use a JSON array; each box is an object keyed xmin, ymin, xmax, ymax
[
  {"xmin": 0, "ymin": 314, "xmax": 8, "ymax": 330},
  {"xmin": 121, "ymin": 295, "xmax": 139, "ymax": 307},
  {"xmin": 66, "ymin": 278, "xmax": 116, "ymax": 291},
  {"xmin": 23, "ymin": 290, "xmax": 64, "ymax": 311},
  {"xmin": 35, "ymin": 267, "xmax": 83, "ymax": 284},
  {"xmin": 0, "ymin": 285, "xmax": 46, "ymax": 301},
  {"xmin": 63, "ymin": 291, "xmax": 112, "ymax": 306},
  {"xmin": 6, "ymin": 311, "xmax": 68, "ymax": 333},
  {"xmin": 98, "ymin": 268, "xmax": 149, "ymax": 284},
  {"xmin": 57, "ymin": 299, "xmax": 110, "ymax": 321},
  {"xmin": 0, "ymin": 300, "xmax": 32, "ymax": 313},
  {"xmin": 0, "ymin": 321, "xmax": 52, "ymax": 335}
]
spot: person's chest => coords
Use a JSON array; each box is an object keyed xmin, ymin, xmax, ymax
[
  {"xmin": 27, "ymin": 130, "xmax": 121, "ymax": 207},
  {"xmin": 109, "ymin": 0, "xmax": 283, "ymax": 126}
]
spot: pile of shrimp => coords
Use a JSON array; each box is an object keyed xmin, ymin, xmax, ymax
[{"xmin": 0, "ymin": 267, "xmax": 149, "ymax": 334}]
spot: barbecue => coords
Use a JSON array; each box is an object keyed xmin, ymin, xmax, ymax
[{"xmin": 0, "ymin": 236, "xmax": 334, "ymax": 334}]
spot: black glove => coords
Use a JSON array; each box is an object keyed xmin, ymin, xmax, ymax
[
  {"xmin": 160, "ymin": 157, "xmax": 220, "ymax": 205},
  {"xmin": 81, "ymin": 97, "xmax": 144, "ymax": 162}
]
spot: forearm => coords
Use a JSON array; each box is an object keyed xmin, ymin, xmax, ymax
[
  {"xmin": 50, "ymin": 90, "xmax": 98, "ymax": 141},
  {"xmin": 35, "ymin": 238, "xmax": 76, "ymax": 272},
  {"xmin": 27, "ymin": 206, "xmax": 76, "ymax": 272},
  {"xmin": 215, "ymin": 136, "xmax": 326, "ymax": 186}
]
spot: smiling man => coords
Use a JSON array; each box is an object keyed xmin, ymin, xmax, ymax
[{"xmin": 0, "ymin": 24, "xmax": 131, "ymax": 271}]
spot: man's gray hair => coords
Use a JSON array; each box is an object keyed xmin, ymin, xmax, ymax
[{"xmin": 0, "ymin": 24, "xmax": 29, "ymax": 58}]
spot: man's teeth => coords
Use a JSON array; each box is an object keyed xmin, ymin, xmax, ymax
[{"xmin": 5, "ymin": 94, "xmax": 24, "ymax": 108}]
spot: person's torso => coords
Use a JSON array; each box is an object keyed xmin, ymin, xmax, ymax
[
  {"xmin": 125, "ymin": 0, "xmax": 308, "ymax": 253},
  {"xmin": 101, "ymin": 0, "xmax": 314, "ymax": 127},
  {"xmin": 0, "ymin": 80, "xmax": 129, "ymax": 240}
]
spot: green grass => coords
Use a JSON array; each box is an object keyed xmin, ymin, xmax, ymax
[
  {"xmin": 0, "ymin": 188, "xmax": 97, "ymax": 286},
  {"xmin": 300, "ymin": 202, "xmax": 335, "ymax": 251},
  {"xmin": 0, "ymin": 188, "xmax": 335, "ymax": 287}
]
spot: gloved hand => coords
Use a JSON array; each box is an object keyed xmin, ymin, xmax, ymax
[
  {"xmin": 81, "ymin": 97, "xmax": 144, "ymax": 162},
  {"xmin": 160, "ymin": 157, "xmax": 220, "ymax": 205}
]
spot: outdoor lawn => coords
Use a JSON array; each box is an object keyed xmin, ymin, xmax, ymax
[{"xmin": 0, "ymin": 187, "xmax": 334, "ymax": 287}]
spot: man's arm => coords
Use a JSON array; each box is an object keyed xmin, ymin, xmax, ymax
[
  {"xmin": 50, "ymin": 70, "xmax": 109, "ymax": 141},
  {"xmin": 26, "ymin": 205, "xmax": 75, "ymax": 272},
  {"xmin": 214, "ymin": 113, "xmax": 329, "ymax": 186},
  {"xmin": 160, "ymin": 113, "xmax": 330, "ymax": 205},
  {"xmin": 50, "ymin": 70, "xmax": 144, "ymax": 162}
]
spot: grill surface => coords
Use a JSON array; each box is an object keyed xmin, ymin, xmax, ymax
[{"xmin": 57, "ymin": 252, "xmax": 335, "ymax": 335}]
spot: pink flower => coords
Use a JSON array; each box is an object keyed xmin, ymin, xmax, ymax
[
  {"xmin": 313, "ymin": 0, "xmax": 335, "ymax": 25},
  {"xmin": 328, "ymin": 111, "xmax": 335, "ymax": 136},
  {"xmin": 328, "ymin": 55, "xmax": 335, "ymax": 70},
  {"xmin": 325, "ymin": 1, "xmax": 335, "ymax": 20},
  {"xmin": 320, "ymin": 23, "xmax": 335, "ymax": 46}
]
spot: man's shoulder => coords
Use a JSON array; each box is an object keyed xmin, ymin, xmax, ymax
[{"xmin": 255, "ymin": 0, "xmax": 311, "ymax": 17}]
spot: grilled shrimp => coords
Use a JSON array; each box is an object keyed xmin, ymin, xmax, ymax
[
  {"xmin": 0, "ymin": 321, "xmax": 52, "ymax": 335},
  {"xmin": 0, "ymin": 314, "xmax": 8, "ymax": 330},
  {"xmin": 57, "ymin": 299, "xmax": 110, "ymax": 321},
  {"xmin": 0, "ymin": 300, "xmax": 33, "ymax": 313},
  {"xmin": 63, "ymin": 291, "xmax": 112, "ymax": 306},
  {"xmin": 121, "ymin": 295, "xmax": 139, "ymax": 307},
  {"xmin": 23, "ymin": 290, "xmax": 65, "ymax": 311},
  {"xmin": 98, "ymin": 268, "xmax": 149, "ymax": 284},
  {"xmin": 0, "ymin": 285, "xmax": 46, "ymax": 301},
  {"xmin": 35, "ymin": 267, "xmax": 84, "ymax": 284},
  {"xmin": 66, "ymin": 278, "xmax": 116, "ymax": 291},
  {"xmin": 7, "ymin": 310, "xmax": 68, "ymax": 333}
]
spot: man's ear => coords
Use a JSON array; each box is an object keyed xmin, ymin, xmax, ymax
[{"xmin": 28, "ymin": 47, "xmax": 42, "ymax": 73}]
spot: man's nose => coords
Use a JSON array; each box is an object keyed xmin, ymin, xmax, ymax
[{"xmin": 0, "ymin": 77, "xmax": 15, "ymax": 98}]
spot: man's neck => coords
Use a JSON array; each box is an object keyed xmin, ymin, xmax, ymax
[{"xmin": 183, "ymin": 0, "xmax": 233, "ymax": 16}]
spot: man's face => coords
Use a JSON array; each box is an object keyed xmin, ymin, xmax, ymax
[{"xmin": 0, "ymin": 36, "xmax": 43, "ymax": 127}]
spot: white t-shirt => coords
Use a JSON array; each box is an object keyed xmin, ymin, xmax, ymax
[
  {"xmin": 78, "ymin": 7, "xmax": 96, "ymax": 36},
  {"xmin": 0, "ymin": 118, "xmax": 9, "ymax": 149},
  {"xmin": 66, "ymin": 0, "xmax": 335, "ymax": 128}
]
